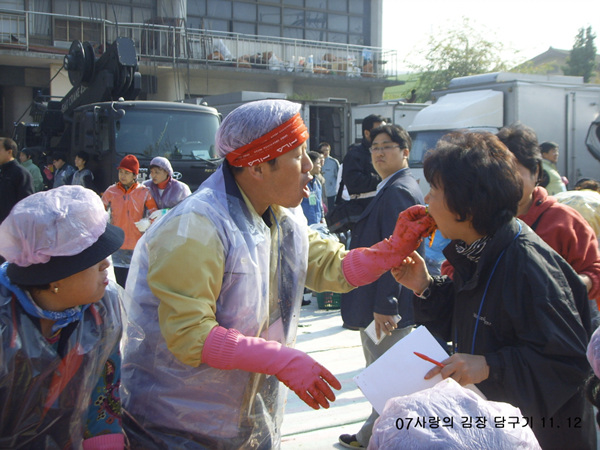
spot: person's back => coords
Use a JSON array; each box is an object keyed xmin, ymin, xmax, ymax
[
  {"xmin": 340, "ymin": 115, "xmax": 385, "ymax": 225},
  {"xmin": 0, "ymin": 138, "xmax": 34, "ymax": 223},
  {"xmin": 18, "ymin": 149, "xmax": 44, "ymax": 192}
]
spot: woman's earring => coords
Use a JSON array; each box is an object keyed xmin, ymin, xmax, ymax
[{"xmin": 53, "ymin": 287, "xmax": 59, "ymax": 294}]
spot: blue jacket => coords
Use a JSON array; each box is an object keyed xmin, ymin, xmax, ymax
[{"xmin": 301, "ymin": 177, "xmax": 324, "ymax": 225}]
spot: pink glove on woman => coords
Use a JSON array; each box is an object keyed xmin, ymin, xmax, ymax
[
  {"xmin": 342, "ymin": 205, "xmax": 437, "ymax": 287},
  {"xmin": 202, "ymin": 326, "xmax": 341, "ymax": 410}
]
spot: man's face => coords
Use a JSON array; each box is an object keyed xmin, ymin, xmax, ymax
[
  {"xmin": 0, "ymin": 146, "xmax": 14, "ymax": 165},
  {"xmin": 53, "ymin": 159, "xmax": 65, "ymax": 170},
  {"xmin": 543, "ymin": 147, "xmax": 559, "ymax": 164},
  {"xmin": 18, "ymin": 152, "xmax": 28, "ymax": 163},
  {"xmin": 321, "ymin": 146, "xmax": 331, "ymax": 158},
  {"xmin": 370, "ymin": 132, "xmax": 408, "ymax": 179},
  {"xmin": 262, "ymin": 142, "xmax": 312, "ymax": 208}
]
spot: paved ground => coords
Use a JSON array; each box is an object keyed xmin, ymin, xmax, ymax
[
  {"xmin": 280, "ymin": 296, "xmax": 600, "ymax": 450},
  {"xmin": 280, "ymin": 295, "xmax": 371, "ymax": 449}
]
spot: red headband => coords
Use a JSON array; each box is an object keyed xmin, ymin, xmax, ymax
[{"xmin": 225, "ymin": 113, "xmax": 309, "ymax": 167}]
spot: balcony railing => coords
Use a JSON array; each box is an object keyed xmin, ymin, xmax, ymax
[{"xmin": 0, "ymin": 9, "xmax": 398, "ymax": 79}]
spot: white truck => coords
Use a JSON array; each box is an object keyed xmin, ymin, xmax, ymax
[
  {"xmin": 407, "ymin": 72, "xmax": 600, "ymax": 195},
  {"xmin": 350, "ymin": 99, "xmax": 427, "ymax": 143}
]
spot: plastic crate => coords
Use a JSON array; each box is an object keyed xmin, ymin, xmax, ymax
[{"xmin": 316, "ymin": 292, "xmax": 341, "ymax": 310}]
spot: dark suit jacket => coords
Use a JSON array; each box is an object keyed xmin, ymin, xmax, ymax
[{"xmin": 341, "ymin": 168, "xmax": 425, "ymax": 328}]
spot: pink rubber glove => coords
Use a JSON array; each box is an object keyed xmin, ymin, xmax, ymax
[
  {"xmin": 343, "ymin": 204, "xmax": 437, "ymax": 286},
  {"xmin": 202, "ymin": 326, "xmax": 342, "ymax": 410},
  {"xmin": 82, "ymin": 434, "xmax": 124, "ymax": 449}
]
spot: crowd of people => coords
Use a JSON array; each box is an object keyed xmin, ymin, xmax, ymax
[{"xmin": 1, "ymin": 102, "xmax": 600, "ymax": 449}]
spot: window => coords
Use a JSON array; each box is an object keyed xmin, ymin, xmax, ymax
[
  {"xmin": 328, "ymin": 13, "xmax": 348, "ymax": 32},
  {"xmin": 328, "ymin": 0, "xmax": 347, "ymax": 12},
  {"xmin": 207, "ymin": 0, "xmax": 231, "ymax": 19},
  {"xmin": 306, "ymin": 0, "xmax": 326, "ymax": 9},
  {"xmin": 258, "ymin": 24, "xmax": 280, "ymax": 37},
  {"xmin": 232, "ymin": 22, "xmax": 255, "ymax": 34},
  {"xmin": 348, "ymin": 0, "xmax": 363, "ymax": 14},
  {"xmin": 283, "ymin": 9, "xmax": 304, "ymax": 27},
  {"xmin": 258, "ymin": 5, "xmax": 280, "ymax": 24},
  {"xmin": 349, "ymin": 16, "xmax": 362, "ymax": 34},
  {"xmin": 233, "ymin": 2, "xmax": 256, "ymax": 21},
  {"xmin": 187, "ymin": 0, "xmax": 206, "ymax": 16}
]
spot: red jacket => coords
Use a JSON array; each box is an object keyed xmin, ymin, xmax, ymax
[
  {"xmin": 441, "ymin": 187, "xmax": 600, "ymax": 304},
  {"xmin": 102, "ymin": 182, "xmax": 157, "ymax": 250}
]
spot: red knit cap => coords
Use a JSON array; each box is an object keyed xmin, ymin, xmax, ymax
[{"xmin": 118, "ymin": 154, "xmax": 139, "ymax": 175}]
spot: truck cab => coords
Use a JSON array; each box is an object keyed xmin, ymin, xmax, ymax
[{"xmin": 72, "ymin": 100, "xmax": 221, "ymax": 192}]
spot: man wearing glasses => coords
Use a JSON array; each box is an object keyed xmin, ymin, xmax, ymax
[{"xmin": 339, "ymin": 124, "xmax": 426, "ymax": 449}]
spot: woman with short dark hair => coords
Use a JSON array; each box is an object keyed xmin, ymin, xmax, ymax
[{"xmin": 393, "ymin": 130, "xmax": 595, "ymax": 449}]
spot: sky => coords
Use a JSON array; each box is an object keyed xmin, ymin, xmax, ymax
[{"xmin": 382, "ymin": 0, "xmax": 600, "ymax": 72}]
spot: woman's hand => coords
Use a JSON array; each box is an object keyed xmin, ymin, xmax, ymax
[
  {"xmin": 391, "ymin": 251, "xmax": 431, "ymax": 294},
  {"xmin": 423, "ymin": 353, "xmax": 490, "ymax": 385}
]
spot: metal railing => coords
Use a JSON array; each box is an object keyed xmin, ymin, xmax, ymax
[{"xmin": 0, "ymin": 9, "xmax": 398, "ymax": 78}]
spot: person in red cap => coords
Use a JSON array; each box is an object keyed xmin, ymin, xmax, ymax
[{"xmin": 101, "ymin": 154, "xmax": 157, "ymax": 287}]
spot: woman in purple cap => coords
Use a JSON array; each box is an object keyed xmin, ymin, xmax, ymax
[
  {"xmin": 143, "ymin": 156, "xmax": 192, "ymax": 210},
  {"xmin": 0, "ymin": 185, "xmax": 125, "ymax": 449}
]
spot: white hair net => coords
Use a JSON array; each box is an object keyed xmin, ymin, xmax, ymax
[
  {"xmin": 215, "ymin": 99, "xmax": 301, "ymax": 158},
  {"xmin": 587, "ymin": 325, "xmax": 600, "ymax": 378},
  {"xmin": 149, "ymin": 156, "xmax": 174, "ymax": 177},
  {"xmin": 0, "ymin": 185, "xmax": 109, "ymax": 267}
]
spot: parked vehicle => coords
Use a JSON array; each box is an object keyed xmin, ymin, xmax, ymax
[
  {"xmin": 407, "ymin": 72, "xmax": 600, "ymax": 195},
  {"xmin": 13, "ymin": 37, "xmax": 221, "ymax": 192},
  {"xmin": 203, "ymin": 91, "xmax": 427, "ymax": 164},
  {"xmin": 351, "ymin": 99, "xmax": 427, "ymax": 142}
]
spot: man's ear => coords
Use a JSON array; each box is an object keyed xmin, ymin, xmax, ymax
[{"xmin": 247, "ymin": 163, "xmax": 264, "ymax": 181}]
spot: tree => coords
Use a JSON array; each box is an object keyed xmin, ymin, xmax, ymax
[
  {"xmin": 563, "ymin": 26, "xmax": 597, "ymax": 82},
  {"xmin": 405, "ymin": 19, "xmax": 509, "ymax": 102}
]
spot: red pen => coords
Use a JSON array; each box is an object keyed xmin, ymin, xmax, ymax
[{"xmin": 414, "ymin": 351, "xmax": 445, "ymax": 368}]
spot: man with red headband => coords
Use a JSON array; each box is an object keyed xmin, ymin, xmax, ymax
[{"xmin": 120, "ymin": 99, "xmax": 436, "ymax": 448}]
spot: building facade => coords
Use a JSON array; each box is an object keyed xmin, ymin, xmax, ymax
[{"xmin": 0, "ymin": 0, "xmax": 398, "ymax": 138}]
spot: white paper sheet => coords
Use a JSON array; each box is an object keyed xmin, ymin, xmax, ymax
[{"xmin": 354, "ymin": 325, "xmax": 484, "ymax": 415}]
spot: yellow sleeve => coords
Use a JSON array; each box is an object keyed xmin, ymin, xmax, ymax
[
  {"xmin": 305, "ymin": 228, "xmax": 355, "ymax": 293},
  {"xmin": 146, "ymin": 213, "xmax": 224, "ymax": 367}
]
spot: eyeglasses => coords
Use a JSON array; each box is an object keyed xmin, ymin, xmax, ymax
[{"xmin": 369, "ymin": 144, "xmax": 401, "ymax": 153}]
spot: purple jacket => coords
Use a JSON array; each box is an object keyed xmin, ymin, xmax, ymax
[{"xmin": 144, "ymin": 178, "xmax": 192, "ymax": 209}]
